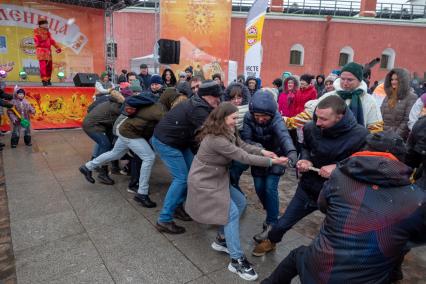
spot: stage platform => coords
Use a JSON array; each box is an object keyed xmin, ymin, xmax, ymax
[{"xmin": 1, "ymin": 84, "xmax": 95, "ymax": 131}]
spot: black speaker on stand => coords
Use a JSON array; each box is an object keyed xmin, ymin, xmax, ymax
[
  {"xmin": 158, "ymin": 39, "xmax": 180, "ymax": 65},
  {"xmin": 73, "ymin": 73, "xmax": 100, "ymax": 87}
]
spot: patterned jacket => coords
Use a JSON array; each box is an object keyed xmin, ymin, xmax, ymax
[
  {"xmin": 297, "ymin": 152, "xmax": 426, "ymax": 284},
  {"xmin": 7, "ymin": 97, "xmax": 35, "ymax": 125},
  {"xmin": 34, "ymin": 27, "xmax": 60, "ymax": 61}
]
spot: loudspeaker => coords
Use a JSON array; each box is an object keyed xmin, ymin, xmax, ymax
[
  {"xmin": 158, "ymin": 39, "xmax": 180, "ymax": 65},
  {"xmin": 73, "ymin": 73, "xmax": 100, "ymax": 87}
]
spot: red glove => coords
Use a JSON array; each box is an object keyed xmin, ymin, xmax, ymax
[{"xmin": 56, "ymin": 48, "xmax": 62, "ymax": 53}]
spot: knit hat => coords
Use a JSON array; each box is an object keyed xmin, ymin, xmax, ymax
[
  {"xmin": 176, "ymin": 81, "xmax": 192, "ymax": 97},
  {"xmin": 365, "ymin": 130, "xmax": 406, "ymax": 161},
  {"xmin": 130, "ymin": 80, "xmax": 142, "ymax": 93},
  {"xmin": 150, "ymin": 74, "xmax": 163, "ymax": 85},
  {"xmin": 120, "ymin": 88, "xmax": 133, "ymax": 98},
  {"xmin": 16, "ymin": 89, "xmax": 25, "ymax": 96},
  {"xmin": 421, "ymin": 93, "xmax": 426, "ymax": 106},
  {"xmin": 185, "ymin": 66, "xmax": 193, "ymax": 74},
  {"xmin": 197, "ymin": 80, "xmax": 222, "ymax": 97},
  {"xmin": 341, "ymin": 62, "xmax": 363, "ymax": 82},
  {"xmin": 100, "ymin": 72, "xmax": 108, "ymax": 79},
  {"xmin": 324, "ymin": 74, "xmax": 338, "ymax": 84},
  {"xmin": 140, "ymin": 64, "xmax": 148, "ymax": 69}
]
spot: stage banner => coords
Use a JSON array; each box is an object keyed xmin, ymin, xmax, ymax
[
  {"xmin": 0, "ymin": 1, "xmax": 105, "ymax": 82},
  {"xmin": 1, "ymin": 86, "xmax": 94, "ymax": 130},
  {"xmin": 160, "ymin": 0, "xmax": 232, "ymax": 83},
  {"xmin": 244, "ymin": 0, "xmax": 268, "ymax": 79}
]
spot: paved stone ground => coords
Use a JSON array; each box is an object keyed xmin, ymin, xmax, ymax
[{"xmin": 1, "ymin": 129, "xmax": 425, "ymax": 283}]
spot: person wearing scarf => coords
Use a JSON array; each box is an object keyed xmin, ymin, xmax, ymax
[{"xmin": 285, "ymin": 62, "xmax": 383, "ymax": 133}]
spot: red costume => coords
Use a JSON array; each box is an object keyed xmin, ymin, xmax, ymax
[{"xmin": 34, "ymin": 17, "xmax": 61, "ymax": 86}]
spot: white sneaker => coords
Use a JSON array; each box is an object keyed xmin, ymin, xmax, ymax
[{"xmin": 228, "ymin": 256, "xmax": 258, "ymax": 281}]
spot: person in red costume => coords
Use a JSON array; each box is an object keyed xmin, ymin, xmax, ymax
[{"xmin": 34, "ymin": 16, "xmax": 62, "ymax": 86}]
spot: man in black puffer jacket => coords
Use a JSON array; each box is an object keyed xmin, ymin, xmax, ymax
[
  {"xmin": 241, "ymin": 89, "xmax": 297, "ymax": 242},
  {"xmin": 151, "ymin": 80, "xmax": 222, "ymax": 234},
  {"xmin": 253, "ymin": 95, "xmax": 369, "ymax": 256}
]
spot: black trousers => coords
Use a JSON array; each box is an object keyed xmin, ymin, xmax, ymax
[{"xmin": 261, "ymin": 245, "xmax": 307, "ymax": 284}]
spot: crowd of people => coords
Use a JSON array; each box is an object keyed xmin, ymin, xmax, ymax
[{"xmin": 1, "ymin": 61, "xmax": 425, "ymax": 282}]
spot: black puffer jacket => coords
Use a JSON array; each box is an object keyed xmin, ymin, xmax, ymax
[
  {"xmin": 381, "ymin": 68, "xmax": 417, "ymax": 140},
  {"xmin": 241, "ymin": 90, "xmax": 296, "ymax": 176},
  {"xmin": 297, "ymin": 153, "xmax": 426, "ymax": 284},
  {"xmin": 153, "ymin": 95, "xmax": 213, "ymax": 152},
  {"xmin": 300, "ymin": 107, "xmax": 368, "ymax": 199}
]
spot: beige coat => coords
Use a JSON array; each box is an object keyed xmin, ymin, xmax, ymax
[{"xmin": 185, "ymin": 134, "xmax": 271, "ymax": 225}]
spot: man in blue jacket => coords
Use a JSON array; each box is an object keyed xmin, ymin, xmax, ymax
[
  {"xmin": 253, "ymin": 95, "xmax": 369, "ymax": 255},
  {"xmin": 241, "ymin": 89, "xmax": 297, "ymax": 242}
]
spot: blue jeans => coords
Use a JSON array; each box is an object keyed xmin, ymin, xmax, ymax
[
  {"xmin": 268, "ymin": 184, "xmax": 318, "ymax": 243},
  {"xmin": 253, "ymin": 174, "xmax": 281, "ymax": 225},
  {"xmin": 151, "ymin": 136, "xmax": 194, "ymax": 223},
  {"xmin": 220, "ymin": 186, "xmax": 247, "ymax": 259},
  {"xmin": 229, "ymin": 160, "xmax": 249, "ymax": 191},
  {"xmin": 86, "ymin": 131, "xmax": 112, "ymax": 158},
  {"xmin": 86, "ymin": 136, "xmax": 155, "ymax": 195}
]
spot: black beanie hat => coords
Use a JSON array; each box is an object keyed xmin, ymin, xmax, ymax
[
  {"xmin": 198, "ymin": 80, "xmax": 222, "ymax": 98},
  {"xmin": 365, "ymin": 130, "xmax": 406, "ymax": 161},
  {"xmin": 341, "ymin": 62, "xmax": 364, "ymax": 82}
]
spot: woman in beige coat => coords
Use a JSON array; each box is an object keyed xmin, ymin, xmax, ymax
[{"xmin": 185, "ymin": 103, "xmax": 288, "ymax": 281}]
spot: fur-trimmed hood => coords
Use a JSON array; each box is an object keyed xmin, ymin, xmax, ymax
[
  {"xmin": 333, "ymin": 78, "xmax": 368, "ymax": 93},
  {"xmin": 384, "ymin": 68, "xmax": 412, "ymax": 100},
  {"xmin": 283, "ymin": 76, "xmax": 299, "ymax": 93}
]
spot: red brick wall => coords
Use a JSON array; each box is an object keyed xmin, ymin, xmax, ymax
[{"xmin": 113, "ymin": 11, "xmax": 426, "ymax": 85}]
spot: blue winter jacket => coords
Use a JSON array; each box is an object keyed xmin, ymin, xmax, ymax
[{"xmin": 241, "ymin": 90, "xmax": 296, "ymax": 176}]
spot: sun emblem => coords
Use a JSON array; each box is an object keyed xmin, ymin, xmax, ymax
[{"xmin": 186, "ymin": 2, "xmax": 214, "ymax": 34}]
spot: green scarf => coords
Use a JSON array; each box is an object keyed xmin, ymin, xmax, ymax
[{"xmin": 337, "ymin": 88, "xmax": 364, "ymax": 126}]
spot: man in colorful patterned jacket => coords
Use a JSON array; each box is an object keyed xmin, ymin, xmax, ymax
[
  {"xmin": 261, "ymin": 130, "xmax": 426, "ymax": 284},
  {"xmin": 34, "ymin": 16, "xmax": 62, "ymax": 86}
]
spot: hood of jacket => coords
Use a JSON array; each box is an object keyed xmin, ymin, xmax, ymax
[
  {"xmin": 245, "ymin": 76, "xmax": 258, "ymax": 88},
  {"xmin": 249, "ymin": 89, "xmax": 277, "ymax": 117},
  {"xmin": 283, "ymin": 76, "xmax": 299, "ymax": 93},
  {"xmin": 124, "ymin": 92, "xmax": 157, "ymax": 108},
  {"xmin": 384, "ymin": 68, "xmax": 412, "ymax": 100},
  {"xmin": 109, "ymin": 90, "xmax": 125, "ymax": 104},
  {"xmin": 333, "ymin": 78, "xmax": 368, "ymax": 94},
  {"xmin": 313, "ymin": 105, "xmax": 359, "ymax": 138},
  {"xmin": 223, "ymin": 82, "xmax": 251, "ymax": 105},
  {"xmin": 339, "ymin": 151, "xmax": 412, "ymax": 187}
]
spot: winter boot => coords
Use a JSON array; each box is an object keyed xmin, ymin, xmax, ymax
[
  {"xmin": 97, "ymin": 165, "xmax": 115, "ymax": 185},
  {"xmin": 47, "ymin": 79, "xmax": 52, "ymax": 86},
  {"xmin": 253, "ymin": 222, "xmax": 273, "ymax": 243},
  {"xmin": 24, "ymin": 135, "xmax": 32, "ymax": 146},
  {"xmin": 11, "ymin": 135, "xmax": 19, "ymax": 148},
  {"xmin": 42, "ymin": 80, "xmax": 48, "ymax": 86}
]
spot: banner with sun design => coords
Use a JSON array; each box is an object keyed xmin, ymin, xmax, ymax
[
  {"xmin": 160, "ymin": 0, "xmax": 232, "ymax": 82},
  {"xmin": 244, "ymin": 0, "xmax": 268, "ymax": 79}
]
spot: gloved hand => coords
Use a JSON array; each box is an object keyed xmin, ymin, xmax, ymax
[{"xmin": 56, "ymin": 48, "xmax": 62, "ymax": 53}]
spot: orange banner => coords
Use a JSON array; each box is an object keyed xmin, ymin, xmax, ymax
[
  {"xmin": 160, "ymin": 0, "xmax": 232, "ymax": 82},
  {"xmin": 0, "ymin": 0, "xmax": 105, "ymax": 83},
  {"xmin": 1, "ymin": 86, "xmax": 94, "ymax": 130}
]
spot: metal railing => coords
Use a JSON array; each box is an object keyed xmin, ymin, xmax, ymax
[{"xmin": 133, "ymin": 0, "xmax": 426, "ymax": 20}]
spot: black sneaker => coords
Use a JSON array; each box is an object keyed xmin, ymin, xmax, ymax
[
  {"xmin": 228, "ymin": 256, "xmax": 258, "ymax": 281},
  {"xmin": 79, "ymin": 165, "xmax": 95, "ymax": 184},
  {"xmin": 127, "ymin": 185, "xmax": 138, "ymax": 194},
  {"xmin": 211, "ymin": 234, "xmax": 229, "ymax": 254},
  {"xmin": 133, "ymin": 194, "xmax": 157, "ymax": 208}
]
